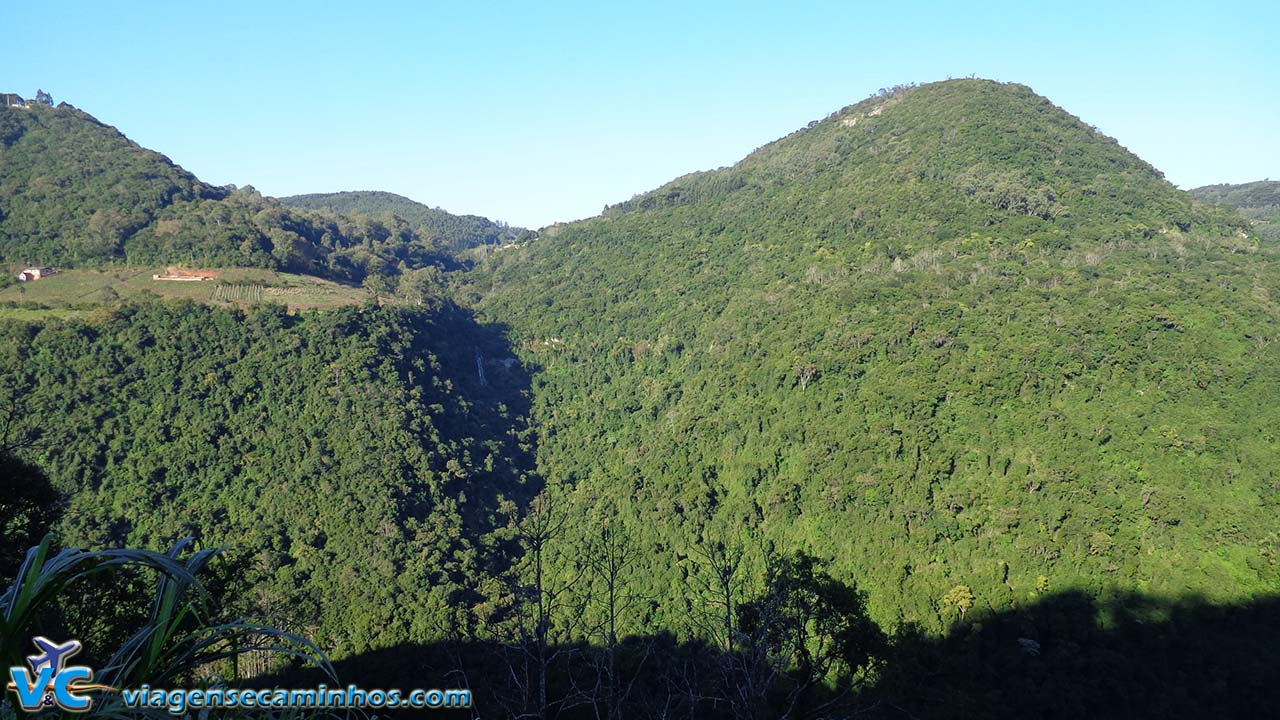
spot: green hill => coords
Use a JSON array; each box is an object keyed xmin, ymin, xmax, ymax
[
  {"xmin": 0, "ymin": 103, "xmax": 450, "ymax": 282},
  {"xmin": 470, "ymin": 79, "xmax": 1278, "ymax": 634},
  {"xmin": 0, "ymin": 102, "xmax": 217, "ymax": 262},
  {"xmin": 1191, "ymin": 180, "xmax": 1280, "ymax": 242},
  {"xmin": 280, "ymin": 190, "xmax": 524, "ymax": 251}
]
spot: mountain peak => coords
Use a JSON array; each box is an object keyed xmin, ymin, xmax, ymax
[{"xmin": 602, "ymin": 78, "xmax": 1237, "ymax": 246}]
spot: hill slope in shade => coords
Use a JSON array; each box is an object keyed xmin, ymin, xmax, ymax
[
  {"xmin": 0, "ymin": 103, "xmax": 450, "ymax": 282},
  {"xmin": 281, "ymin": 190, "xmax": 523, "ymax": 251},
  {"xmin": 470, "ymin": 79, "xmax": 1278, "ymax": 633}
]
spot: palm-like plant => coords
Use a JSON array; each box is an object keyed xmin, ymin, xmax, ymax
[{"xmin": 2, "ymin": 535, "xmax": 340, "ymax": 719}]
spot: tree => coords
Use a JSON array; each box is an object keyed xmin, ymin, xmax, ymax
[
  {"xmin": 268, "ymin": 228, "xmax": 312, "ymax": 272},
  {"xmin": 33, "ymin": 89, "xmax": 53, "ymax": 106},
  {"xmin": 794, "ymin": 363, "xmax": 819, "ymax": 391},
  {"xmin": 733, "ymin": 551, "xmax": 885, "ymax": 719},
  {"xmin": 582, "ymin": 520, "xmax": 642, "ymax": 718},
  {"xmin": 942, "ymin": 585, "xmax": 976, "ymax": 621},
  {"xmin": 81, "ymin": 208, "xmax": 130, "ymax": 260},
  {"xmin": 495, "ymin": 491, "xmax": 585, "ymax": 719},
  {"xmin": 0, "ymin": 381, "xmax": 41, "ymax": 456},
  {"xmin": 397, "ymin": 266, "xmax": 446, "ymax": 309},
  {"xmin": 687, "ymin": 536, "xmax": 744, "ymax": 653}
]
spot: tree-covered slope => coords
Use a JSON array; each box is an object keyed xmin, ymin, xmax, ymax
[
  {"xmin": 1191, "ymin": 180, "xmax": 1280, "ymax": 242},
  {"xmin": 605, "ymin": 80, "xmax": 1239, "ymax": 241},
  {"xmin": 0, "ymin": 103, "xmax": 451, "ymax": 282},
  {"xmin": 469, "ymin": 79, "xmax": 1279, "ymax": 635},
  {"xmin": 0, "ymin": 102, "xmax": 217, "ymax": 262},
  {"xmin": 0, "ymin": 300, "xmax": 536, "ymax": 658},
  {"xmin": 281, "ymin": 190, "xmax": 523, "ymax": 251}
]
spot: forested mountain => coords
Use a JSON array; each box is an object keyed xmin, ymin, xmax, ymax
[
  {"xmin": 0, "ymin": 102, "xmax": 451, "ymax": 282},
  {"xmin": 281, "ymin": 190, "xmax": 524, "ymax": 251},
  {"xmin": 469, "ymin": 79, "xmax": 1278, "ymax": 638},
  {"xmin": 1191, "ymin": 180, "xmax": 1280, "ymax": 242}
]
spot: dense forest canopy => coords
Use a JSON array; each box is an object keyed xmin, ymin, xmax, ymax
[
  {"xmin": 0, "ymin": 300, "xmax": 536, "ymax": 658},
  {"xmin": 468, "ymin": 79, "xmax": 1278, "ymax": 634}
]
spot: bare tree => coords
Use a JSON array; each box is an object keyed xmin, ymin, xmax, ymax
[
  {"xmin": 582, "ymin": 522, "xmax": 643, "ymax": 719},
  {"xmin": 688, "ymin": 537, "xmax": 744, "ymax": 654},
  {"xmin": 495, "ymin": 491, "xmax": 586, "ymax": 719}
]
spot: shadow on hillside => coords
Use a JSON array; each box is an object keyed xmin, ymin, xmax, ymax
[
  {"xmin": 873, "ymin": 589, "xmax": 1280, "ymax": 720},
  {"xmin": 263, "ymin": 590, "xmax": 1280, "ymax": 719},
  {"xmin": 423, "ymin": 302, "xmax": 544, "ymax": 519}
]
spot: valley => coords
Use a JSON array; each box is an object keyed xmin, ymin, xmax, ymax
[{"xmin": 2, "ymin": 78, "xmax": 1278, "ymax": 718}]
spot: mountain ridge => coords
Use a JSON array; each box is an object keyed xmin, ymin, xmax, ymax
[
  {"xmin": 280, "ymin": 190, "xmax": 524, "ymax": 251},
  {"xmin": 1191, "ymin": 179, "xmax": 1280, "ymax": 242},
  {"xmin": 0, "ymin": 102, "xmax": 483, "ymax": 282}
]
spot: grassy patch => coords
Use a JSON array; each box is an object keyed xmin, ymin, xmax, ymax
[{"xmin": 0, "ymin": 267, "xmax": 368, "ymax": 316}]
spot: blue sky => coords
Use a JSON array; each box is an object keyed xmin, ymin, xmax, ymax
[{"xmin": 5, "ymin": 1, "xmax": 1278, "ymax": 228}]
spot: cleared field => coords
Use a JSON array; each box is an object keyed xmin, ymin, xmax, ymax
[{"xmin": 0, "ymin": 267, "xmax": 370, "ymax": 317}]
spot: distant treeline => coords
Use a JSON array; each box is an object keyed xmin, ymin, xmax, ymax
[
  {"xmin": 281, "ymin": 190, "xmax": 528, "ymax": 252},
  {"xmin": 1192, "ymin": 179, "xmax": 1280, "ymax": 242}
]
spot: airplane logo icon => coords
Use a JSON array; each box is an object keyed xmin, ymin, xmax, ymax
[
  {"xmin": 27, "ymin": 637, "xmax": 82, "ymax": 676},
  {"xmin": 6, "ymin": 637, "xmax": 114, "ymax": 712}
]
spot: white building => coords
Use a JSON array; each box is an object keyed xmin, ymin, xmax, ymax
[{"xmin": 16, "ymin": 267, "xmax": 55, "ymax": 282}]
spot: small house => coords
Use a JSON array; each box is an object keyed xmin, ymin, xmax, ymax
[{"xmin": 16, "ymin": 267, "xmax": 54, "ymax": 282}]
